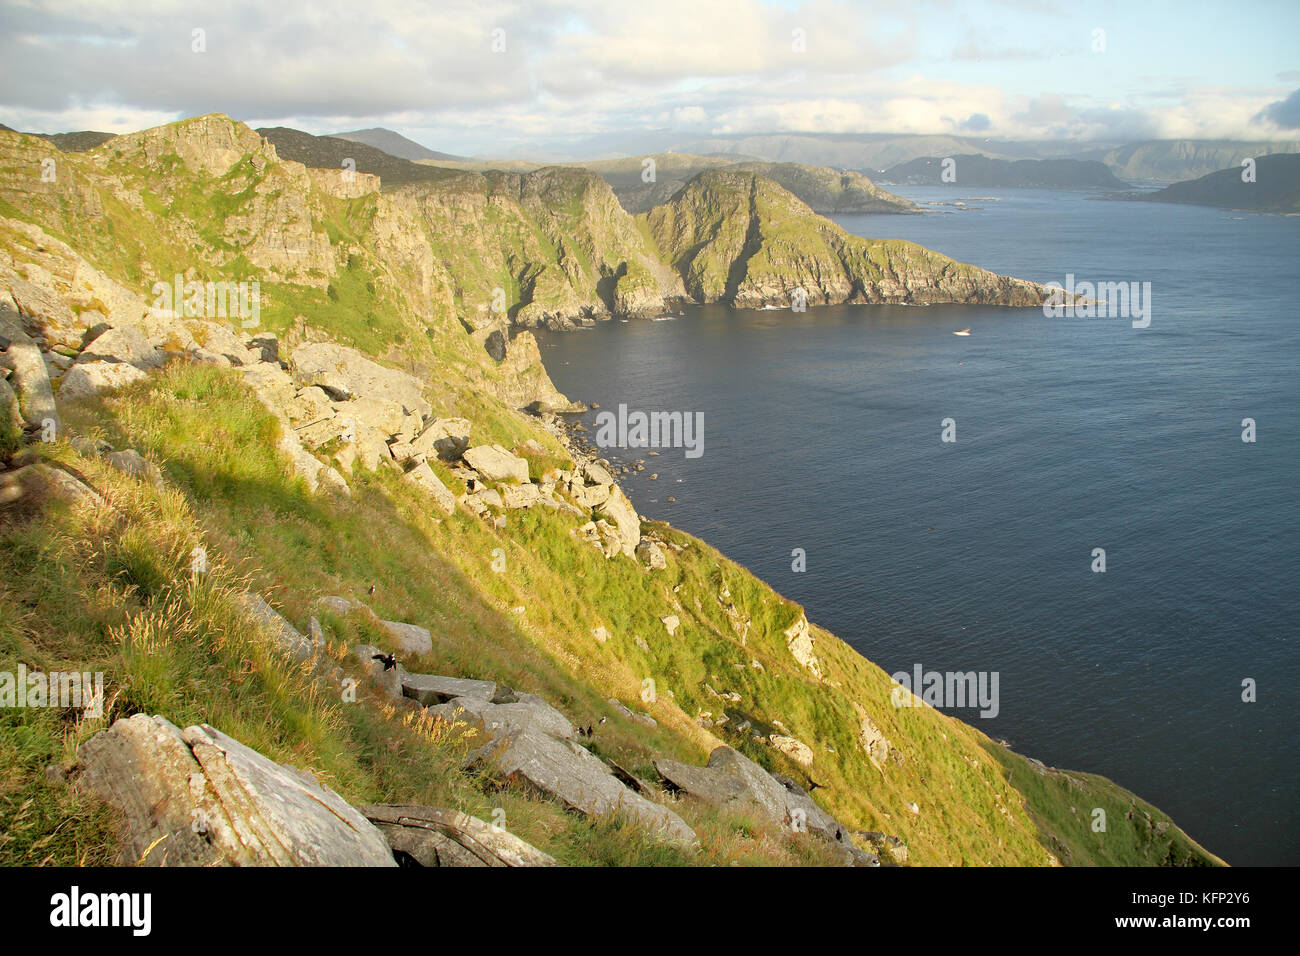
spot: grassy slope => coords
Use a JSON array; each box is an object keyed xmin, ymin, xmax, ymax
[{"xmin": 0, "ymin": 117, "xmax": 1223, "ymax": 867}]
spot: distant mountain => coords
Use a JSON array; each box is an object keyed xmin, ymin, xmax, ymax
[
  {"xmin": 1099, "ymin": 140, "xmax": 1300, "ymax": 182},
  {"xmin": 1139, "ymin": 153, "xmax": 1300, "ymax": 213},
  {"xmin": 878, "ymin": 154, "xmax": 1130, "ymax": 189},
  {"xmin": 665, "ymin": 133, "xmax": 1103, "ymax": 172},
  {"xmin": 256, "ymin": 127, "xmax": 456, "ymax": 187},
  {"xmin": 0, "ymin": 123, "xmax": 114, "ymax": 152},
  {"xmin": 330, "ymin": 127, "xmax": 463, "ymax": 162}
]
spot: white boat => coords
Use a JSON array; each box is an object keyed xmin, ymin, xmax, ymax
[{"xmin": 953, "ymin": 328, "xmax": 971, "ymax": 336}]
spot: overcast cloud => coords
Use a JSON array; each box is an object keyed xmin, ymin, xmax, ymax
[{"xmin": 1, "ymin": 0, "xmax": 1297, "ymax": 155}]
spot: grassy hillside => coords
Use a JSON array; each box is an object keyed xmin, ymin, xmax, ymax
[{"xmin": 0, "ymin": 114, "xmax": 1223, "ymax": 867}]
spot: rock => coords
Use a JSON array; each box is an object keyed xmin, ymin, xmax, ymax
[
  {"xmin": 463, "ymin": 444, "xmax": 529, "ymax": 483},
  {"xmin": 500, "ymin": 482, "xmax": 540, "ymax": 509},
  {"xmin": 594, "ymin": 485, "xmax": 640, "ymax": 557},
  {"xmin": 769, "ymin": 734, "xmax": 815, "ymax": 767},
  {"xmin": 0, "ymin": 312, "xmax": 60, "ymax": 431},
  {"xmin": 185, "ymin": 321, "xmax": 258, "ymax": 366},
  {"xmin": 408, "ymin": 417, "xmax": 471, "ymax": 461},
  {"xmin": 402, "ymin": 460, "xmax": 456, "ymax": 515},
  {"xmin": 75, "ymin": 714, "xmax": 396, "ymax": 866},
  {"xmin": 635, "ymin": 538, "xmax": 667, "ymax": 570},
  {"xmin": 380, "ymin": 620, "xmax": 433, "ymax": 656},
  {"xmin": 0, "ymin": 375, "xmax": 21, "ymax": 433},
  {"xmin": 661, "ymin": 614, "xmax": 680, "ymax": 636},
  {"xmin": 313, "ymin": 595, "xmax": 358, "ymax": 616},
  {"xmin": 466, "ymin": 725, "xmax": 695, "ymax": 846},
  {"xmin": 235, "ymin": 592, "xmax": 313, "ymax": 661},
  {"xmin": 289, "ymin": 342, "xmax": 431, "ymax": 419},
  {"xmin": 434, "ymin": 692, "xmax": 575, "ymax": 741},
  {"xmin": 401, "ymin": 674, "xmax": 508, "ymax": 707},
  {"xmin": 583, "ymin": 461, "xmax": 615, "ymax": 486},
  {"xmin": 655, "ymin": 746, "xmax": 871, "ymax": 865},
  {"xmin": 472, "ymin": 487, "xmax": 503, "ymax": 509},
  {"xmin": 607, "ymin": 697, "xmax": 657, "ymax": 727},
  {"xmin": 360, "ymin": 804, "xmax": 557, "ymax": 867},
  {"xmin": 56, "ymin": 360, "xmax": 150, "ymax": 401},
  {"xmin": 76, "ymin": 325, "xmax": 165, "ymax": 369},
  {"xmin": 853, "ymin": 703, "xmax": 891, "ymax": 770},
  {"xmin": 245, "ymin": 332, "xmax": 281, "ymax": 365},
  {"xmin": 104, "ymin": 449, "xmax": 163, "ymax": 486},
  {"xmin": 858, "ymin": 831, "xmax": 909, "ymax": 864},
  {"xmin": 0, "ymin": 463, "xmax": 104, "ymax": 509},
  {"xmin": 783, "ymin": 615, "xmax": 822, "ymax": 680}
]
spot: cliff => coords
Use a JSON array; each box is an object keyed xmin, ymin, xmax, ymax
[{"xmin": 642, "ymin": 170, "xmax": 1052, "ymax": 309}]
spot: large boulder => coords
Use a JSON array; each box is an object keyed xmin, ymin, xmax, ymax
[
  {"xmin": 56, "ymin": 360, "xmax": 149, "ymax": 401},
  {"xmin": 235, "ymin": 591, "xmax": 313, "ymax": 661},
  {"xmin": 75, "ymin": 714, "xmax": 396, "ymax": 866},
  {"xmin": 289, "ymin": 343, "xmax": 431, "ymax": 419},
  {"xmin": 402, "ymin": 460, "xmax": 456, "ymax": 515},
  {"xmin": 655, "ymin": 746, "xmax": 870, "ymax": 864},
  {"xmin": 463, "ymin": 444, "xmax": 529, "ymax": 483},
  {"xmin": 380, "ymin": 619, "xmax": 433, "ymax": 656},
  {"xmin": 0, "ymin": 310, "xmax": 60, "ymax": 431},
  {"xmin": 594, "ymin": 485, "xmax": 640, "ymax": 557},
  {"xmin": 409, "ymin": 417, "xmax": 471, "ymax": 461},
  {"xmin": 360, "ymin": 804, "xmax": 557, "ymax": 867},
  {"xmin": 466, "ymin": 725, "xmax": 696, "ymax": 846},
  {"xmin": 77, "ymin": 325, "xmax": 165, "ymax": 369},
  {"xmin": 401, "ymin": 674, "xmax": 508, "ymax": 707}
]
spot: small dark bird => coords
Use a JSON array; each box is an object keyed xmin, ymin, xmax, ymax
[
  {"xmin": 585, "ymin": 725, "xmax": 593, "ymax": 737},
  {"xmin": 368, "ymin": 584, "xmax": 376, "ymax": 597},
  {"xmin": 371, "ymin": 652, "xmax": 397, "ymax": 671}
]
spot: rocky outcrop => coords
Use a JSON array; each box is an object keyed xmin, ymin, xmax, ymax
[
  {"xmin": 75, "ymin": 714, "xmax": 396, "ymax": 866},
  {"xmin": 655, "ymin": 746, "xmax": 873, "ymax": 865},
  {"xmin": 289, "ymin": 342, "xmax": 430, "ymax": 418},
  {"xmin": 401, "ymin": 675, "xmax": 695, "ymax": 845},
  {"xmin": 783, "ymin": 615, "xmax": 822, "ymax": 680},
  {"xmin": 360, "ymin": 804, "xmax": 556, "ymax": 867}
]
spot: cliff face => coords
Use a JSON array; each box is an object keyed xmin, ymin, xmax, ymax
[
  {"xmin": 389, "ymin": 165, "xmax": 683, "ymax": 329},
  {"xmin": 642, "ymin": 170, "xmax": 1051, "ymax": 309}
]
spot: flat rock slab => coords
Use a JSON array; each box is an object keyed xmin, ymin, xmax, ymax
[
  {"xmin": 401, "ymin": 673, "xmax": 507, "ymax": 706},
  {"xmin": 432, "ymin": 693, "xmax": 574, "ymax": 741},
  {"xmin": 467, "ymin": 725, "xmax": 696, "ymax": 846},
  {"xmin": 76, "ymin": 714, "xmax": 396, "ymax": 866},
  {"xmin": 656, "ymin": 746, "xmax": 870, "ymax": 864},
  {"xmin": 360, "ymin": 804, "xmax": 556, "ymax": 867}
]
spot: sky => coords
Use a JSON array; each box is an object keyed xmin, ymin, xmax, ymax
[{"xmin": 1, "ymin": 0, "xmax": 1298, "ymax": 156}]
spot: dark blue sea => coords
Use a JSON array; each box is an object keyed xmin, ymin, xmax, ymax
[{"xmin": 537, "ymin": 186, "xmax": 1300, "ymax": 865}]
